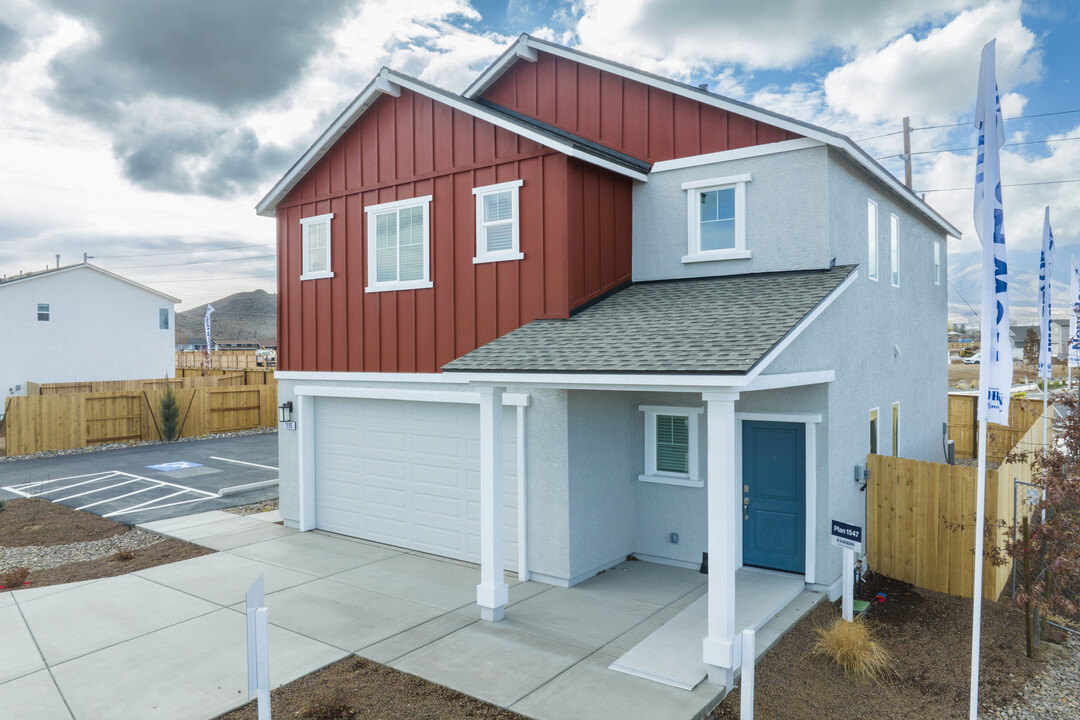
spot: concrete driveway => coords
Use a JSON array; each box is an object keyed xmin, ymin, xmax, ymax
[
  {"xmin": 0, "ymin": 511, "xmax": 730, "ymax": 720},
  {"xmin": 0, "ymin": 434, "xmax": 278, "ymax": 522}
]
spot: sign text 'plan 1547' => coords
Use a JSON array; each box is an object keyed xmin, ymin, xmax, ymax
[{"xmin": 831, "ymin": 520, "xmax": 862, "ymax": 552}]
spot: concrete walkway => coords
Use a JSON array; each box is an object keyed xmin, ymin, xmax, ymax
[{"xmin": 0, "ymin": 511, "xmax": 815, "ymax": 720}]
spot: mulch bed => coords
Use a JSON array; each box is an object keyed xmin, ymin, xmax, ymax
[
  {"xmin": 708, "ymin": 572, "xmax": 1059, "ymax": 720},
  {"xmin": 216, "ymin": 656, "xmax": 527, "ymax": 720},
  {"xmin": 0, "ymin": 497, "xmax": 214, "ymax": 591}
]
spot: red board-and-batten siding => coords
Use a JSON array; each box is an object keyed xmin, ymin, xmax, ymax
[
  {"xmin": 275, "ymin": 87, "xmax": 633, "ymax": 373},
  {"xmin": 479, "ymin": 51, "xmax": 802, "ymax": 163}
]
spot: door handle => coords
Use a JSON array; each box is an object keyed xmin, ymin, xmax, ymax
[{"xmin": 743, "ymin": 496, "xmax": 750, "ymax": 520}]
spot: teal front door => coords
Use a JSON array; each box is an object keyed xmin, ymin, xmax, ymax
[{"xmin": 742, "ymin": 420, "xmax": 805, "ymax": 574}]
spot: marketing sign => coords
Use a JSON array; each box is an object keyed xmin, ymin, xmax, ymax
[{"xmin": 831, "ymin": 520, "xmax": 862, "ymax": 553}]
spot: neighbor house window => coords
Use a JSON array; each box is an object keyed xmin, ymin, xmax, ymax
[
  {"xmin": 934, "ymin": 240, "xmax": 942, "ymax": 285},
  {"xmin": 892, "ymin": 402, "xmax": 900, "ymax": 457},
  {"xmin": 365, "ymin": 196, "xmax": 433, "ymax": 292},
  {"xmin": 300, "ymin": 213, "xmax": 334, "ymax": 280},
  {"xmin": 473, "ymin": 180, "xmax": 524, "ymax": 264},
  {"xmin": 869, "ymin": 408, "xmax": 879, "ymax": 455},
  {"xmin": 867, "ymin": 199, "xmax": 879, "ymax": 281},
  {"xmin": 37, "ymin": 303, "xmax": 50, "ymax": 321},
  {"xmin": 890, "ymin": 214, "xmax": 900, "ymax": 287},
  {"xmin": 159, "ymin": 308, "xmax": 169, "ymax": 330},
  {"xmin": 638, "ymin": 405, "xmax": 703, "ymax": 487},
  {"xmin": 681, "ymin": 174, "xmax": 751, "ymax": 263}
]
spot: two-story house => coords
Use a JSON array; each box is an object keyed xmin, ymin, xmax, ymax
[{"xmin": 258, "ymin": 35, "xmax": 959, "ymax": 689}]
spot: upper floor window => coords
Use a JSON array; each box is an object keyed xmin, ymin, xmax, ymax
[
  {"xmin": 37, "ymin": 303, "xmax": 50, "ymax": 321},
  {"xmin": 300, "ymin": 213, "xmax": 334, "ymax": 280},
  {"xmin": 681, "ymin": 174, "xmax": 751, "ymax": 263},
  {"xmin": 934, "ymin": 240, "xmax": 942, "ymax": 285},
  {"xmin": 638, "ymin": 404, "xmax": 703, "ymax": 487},
  {"xmin": 890, "ymin": 214, "xmax": 900, "ymax": 287},
  {"xmin": 365, "ymin": 196, "xmax": 433, "ymax": 293},
  {"xmin": 473, "ymin": 180, "xmax": 524, "ymax": 264},
  {"xmin": 869, "ymin": 408, "xmax": 879, "ymax": 455},
  {"xmin": 159, "ymin": 308, "xmax": 170, "ymax": 330},
  {"xmin": 867, "ymin": 199, "xmax": 879, "ymax": 281}
]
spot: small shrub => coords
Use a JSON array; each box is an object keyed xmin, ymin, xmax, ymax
[
  {"xmin": 160, "ymin": 385, "xmax": 180, "ymax": 441},
  {"xmin": 811, "ymin": 616, "xmax": 894, "ymax": 683},
  {"xmin": 0, "ymin": 566, "xmax": 30, "ymax": 590},
  {"xmin": 0, "ymin": 498, "xmax": 5, "ymax": 512},
  {"xmin": 112, "ymin": 549, "xmax": 136, "ymax": 562}
]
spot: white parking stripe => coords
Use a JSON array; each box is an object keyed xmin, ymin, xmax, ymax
[
  {"xmin": 3, "ymin": 471, "xmax": 116, "ymax": 490},
  {"xmin": 104, "ymin": 489, "xmax": 199, "ymax": 518},
  {"xmin": 76, "ymin": 484, "xmax": 164, "ymax": 511},
  {"xmin": 5, "ymin": 472, "xmax": 119, "ymax": 497},
  {"xmin": 55, "ymin": 478, "xmax": 140, "ymax": 502},
  {"xmin": 106, "ymin": 495, "xmax": 217, "ymax": 518},
  {"xmin": 210, "ymin": 456, "xmax": 279, "ymax": 471}
]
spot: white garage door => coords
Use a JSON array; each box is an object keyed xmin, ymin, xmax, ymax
[{"xmin": 313, "ymin": 397, "xmax": 518, "ymax": 570}]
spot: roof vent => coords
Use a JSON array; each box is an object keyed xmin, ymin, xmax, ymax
[{"xmin": 698, "ymin": 83, "xmax": 708, "ymax": 91}]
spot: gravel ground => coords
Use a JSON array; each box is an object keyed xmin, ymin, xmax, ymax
[
  {"xmin": 0, "ymin": 426, "xmax": 277, "ymax": 462},
  {"xmin": 991, "ymin": 637, "xmax": 1080, "ymax": 719},
  {"xmin": 0, "ymin": 528, "xmax": 164, "ymax": 571},
  {"xmin": 223, "ymin": 499, "xmax": 279, "ymax": 516}
]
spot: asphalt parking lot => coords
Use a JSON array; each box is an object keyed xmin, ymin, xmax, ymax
[{"xmin": 0, "ymin": 433, "xmax": 279, "ymax": 524}]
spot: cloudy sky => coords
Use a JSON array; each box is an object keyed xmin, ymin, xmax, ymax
[{"xmin": 1, "ymin": 0, "xmax": 1077, "ymax": 320}]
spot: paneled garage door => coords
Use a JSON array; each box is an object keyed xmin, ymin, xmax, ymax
[{"xmin": 313, "ymin": 397, "xmax": 518, "ymax": 570}]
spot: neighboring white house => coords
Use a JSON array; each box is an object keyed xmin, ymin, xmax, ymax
[{"xmin": 1, "ymin": 263, "xmax": 178, "ymax": 409}]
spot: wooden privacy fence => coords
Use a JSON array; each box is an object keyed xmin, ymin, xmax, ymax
[
  {"xmin": 2, "ymin": 385, "xmax": 278, "ymax": 456},
  {"xmin": 868, "ymin": 410, "xmax": 1049, "ymax": 601},
  {"xmin": 174, "ymin": 368, "xmax": 276, "ymax": 385},
  {"xmin": 37, "ymin": 373, "xmax": 247, "ymax": 395},
  {"xmin": 176, "ymin": 351, "xmax": 269, "ymax": 370},
  {"xmin": 947, "ymin": 394, "xmax": 1042, "ymax": 462}
]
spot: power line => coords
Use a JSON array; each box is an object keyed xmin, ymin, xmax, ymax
[
  {"xmin": 94, "ymin": 242, "xmax": 273, "ymax": 259},
  {"xmin": 875, "ymin": 135, "xmax": 1080, "ymax": 160},
  {"xmin": 108, "ymin": 254, "xmax": 276, "ymax": 269},
  {"xmin": 854, "ymin": 129, "xmax": 904, "ymax": 142},
  {"xmin": 949, "ymin": 278, "xmax": 980, "ymax": 322},
  {"xmin": 912, "ymin": 108, "xmax": 1080, "ymax": 132},
  {"xmin": 919, "ymin": 179, "xmax": 1080, "ymax": 194},
  {"xmin": 145, "ymin": 273, "xmax": 277, "ymax": 283}
]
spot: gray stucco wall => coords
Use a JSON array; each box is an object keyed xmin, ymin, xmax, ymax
[{"xmin": 632, "ymin": 145, "xmax": 830, "ymax": 281}]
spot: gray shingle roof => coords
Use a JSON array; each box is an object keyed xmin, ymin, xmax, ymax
[{"xmin": 443, "ymin": 266, "xmax": 856, "ymax": 375}]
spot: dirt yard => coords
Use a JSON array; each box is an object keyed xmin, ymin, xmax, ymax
[
  {"xmin": 949, "ymin": 359, "xmax": 1070, "ymax": 389},
  {"xmin": 0, "ymin": 497, "xmax": 213, "ymax": 590},
  {"xmin": 708, "ymin": 573, "xmax": 1063, "ymax": 720}
]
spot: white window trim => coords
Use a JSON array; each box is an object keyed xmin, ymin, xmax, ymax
[
  {"xmin": 159, "ymin": 308, "xmax": 170, "ymax": 330},
  {"xmin": 473, "ymin": 180, "xmax": 524, "ymax": 264},
  {"xmin": 300, "ymin": 212, "xmax": 335, "ymax": 281},
  {"xmin": 638, "ymin": 405, "xmax": 703, "ymax": 487},
  {"xmin": 681, "ymin": 174, "xmax": 751, "ymax": 263},
  {"xmin": 867, "ymin": 199, "xmax": 878, "ymax": 281},
  {"xmin": 890, "ymin": 213, "xmax": 900, "ymax": 287},
  {"xmin": 364, "ymin": 195, "xmax": 434, "ymax": 293},
  {"xmin": 934, "ymin": 240, "xmax": 942, "ymax": 285}
]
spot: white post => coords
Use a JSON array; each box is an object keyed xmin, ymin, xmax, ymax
[
  {"xmin": 255, "ymin": 608, "xmax": 270, "ymax": 720},
  {"xmin": 842, "ymin": 547, "xmax": 855, "ymax": 621},
  {"xmin": 969, "ymin": 414, "xmax": 989, "ymax": 719},
  {"xmin": 296, "ymin": 394, "xmax": 316, "ymax": 531},
  {"xmin": 740, "ymin": 627, "xmax": 756, "ymax": 720},
  {"xmin": 246, "ymin": 575, "xmax": 270, "ymax": 720},
  {"xmin": 476, "ymin": 386, "xmax": 508, "ymax": 621},
  {"xmin": 702, "ymin": 391, "xmax": 740, "ymax": 687}
]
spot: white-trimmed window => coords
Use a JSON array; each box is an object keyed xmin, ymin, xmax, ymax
[
  {"xmin": 681, "ymin": 174, "xmax": 751, "ymax": 263},
  {"xmin": 365, "ymin": 196, "xmax": 434, "ymax": 293},
  {"xmin": 300, "ymin": 213, "xmax": 334, "ymax": 280},
  {"xmin": 638, "ymin": 405, "xmax": 703, "ymax": 487},
  {"xmin": 473, "ymin": 180, "xmax": 524, "ymax": 264},
  {"xmin": 37, "ymin": 303, "xmax": 50, "ymax": 321},
  {"xmin": 159, "ymin": 308, "xmax": 169, "ymax": 330},
  {"xmin": 934, "ymin": 240, "xmax": 942, "ymax": 285},
  {"xmin": 867, "ymin": 199, "xmax": 878, "ymax": 281},
  {"xmin": 890, "ymin": 213, "xmax": 900, "ymax": 287}
]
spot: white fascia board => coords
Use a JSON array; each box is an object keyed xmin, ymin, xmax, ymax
[
  {"xmin": 467, "ymin": 36, "xmax": 959, "ymax": 238},
  {"xmin": 735, "ymin": 411, "xmax": 823, "ymax": 424},
  {"xmin": 452, "ymin": 373, "xmax": 745, "ymax": 392},
  {"xmin": 464, "ymin": 34, "xmax": 533, "ymax": 98},
  {"xmin": 743, "ymin": 269, "xmax": 858, "ymax": 384},
  {"xmin": 292, "ymin": 384, "xmax": 529, "ymax": 406},
  {"xmin": 0, "ymin": 264, "xmax": 181, "ymax": 304},
  {"xmin": 653, "ymin": 139, "xmax": 823, "ymax": 173},
  {"xmin": 276, "ymin": 371, "xmax": 464, "ymax": 383},
  {"xmin": 740, "ymin": 371, "xmax": 835, "ymax": 392}
]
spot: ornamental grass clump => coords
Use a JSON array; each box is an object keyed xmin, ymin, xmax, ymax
[{"xmin": 811, "ymin": 616, "xmax": 894, "ymax": 683}]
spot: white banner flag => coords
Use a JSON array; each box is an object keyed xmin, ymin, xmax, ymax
[
  {"xmin": 1070, "ymin": 258, "xmax": 1080, "ymax": 368},
  {"xmin": 204, "ymin": 304, "xmax": 215, "ymax": 352},
  {"xmin": 973, "ymin": 39, "xmax": 1011, "ymax": 425},
  {"xmin": 1038, "ymin": 207, "xmax": 1054, "ymax": 379}
]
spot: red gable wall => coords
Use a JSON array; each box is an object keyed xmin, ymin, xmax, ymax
[
  {"xmin": 275, "ymin": 88, "xmax": 632, "ymax": 373},
  {"xmin": 480, "ymin": 51, "xmax": 801, "ymax": 163}
]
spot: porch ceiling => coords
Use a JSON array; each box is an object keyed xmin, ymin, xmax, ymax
[{"xmin": 444, "ymin": 265, "xmax": 855, "ymax": 375}]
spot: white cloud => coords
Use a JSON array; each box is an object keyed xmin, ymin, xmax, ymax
[{"xmin": 823, "ymin": 0, "xmax": 1041, "ymax": 124}]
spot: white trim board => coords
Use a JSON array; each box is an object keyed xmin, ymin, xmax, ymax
[
  {"xmin": 292, "ymin": 384, "xmax": 529, "ymax": 406},
  {"xmin": 463, "ymin": 35, "xmax": 960, "ymax": 239},
  {"xmin": 449, "ymin": 369, "xmax": 834, "ymax": 393},
  {"xmin": 652, "ymin": 138, "xmax": 823, "ymax": 172},
  {"xmin": 0, "ymin": 263, "xmax": 181, "ymax": 303}
]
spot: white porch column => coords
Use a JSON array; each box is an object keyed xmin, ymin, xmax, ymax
[
  {"xmin": 702, "ymin": 390, "xmax": 740, "ymax": 687},
  {"xmin": 476, "ymin": 385, "xmax": 509, "ymax": 621}
]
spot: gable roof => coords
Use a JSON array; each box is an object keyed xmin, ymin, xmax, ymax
[
  {"xmin": 0, "ymin": 262, "xmax": 180, "ymax": 303},
  {"xmin": 465, "ymin": 35, "xmax": 961, "ymax": 238},
  {"xmin": 443, "ymin": 265, "xmax": 856, "ymax": 375},
  {"xmin": 256, "ymin": 68, "xmax": 651, "ymax": 218}
]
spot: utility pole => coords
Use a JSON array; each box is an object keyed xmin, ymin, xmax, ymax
[{"xmin": 902, "ymin": 116, "xmax": 912, "ymax": 189}]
